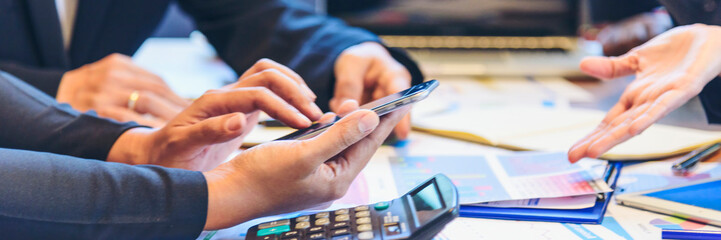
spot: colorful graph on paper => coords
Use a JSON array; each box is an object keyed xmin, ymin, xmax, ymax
[
  {"xmin": 388, "ymin": 152, "xmax": 611, "ymax": 204},
  {"xmin": 389, "ymin": 156, "xmax": 509, "ymax": 203}
]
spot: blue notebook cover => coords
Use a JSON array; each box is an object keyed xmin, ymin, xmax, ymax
[{"xmin": 458, "ymin": 162, "xmax": 622, "ymax": 224}]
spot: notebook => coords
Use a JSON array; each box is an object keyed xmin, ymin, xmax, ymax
[{"xmin": 412, "ymin": 105, "xmax": 721, "ymax": 160}]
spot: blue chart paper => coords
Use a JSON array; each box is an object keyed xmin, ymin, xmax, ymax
[
  {"xmin": 390, "ymin": 156, "xmax": 510, "ymax": 203},
  {"xmin": 645, "ymin": 180, "xmax": 721, "ymax": 211}
]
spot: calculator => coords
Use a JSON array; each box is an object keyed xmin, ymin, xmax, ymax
[{"xmin": 245, "ymin": 174, "xmax": 459, "ymax": 240}]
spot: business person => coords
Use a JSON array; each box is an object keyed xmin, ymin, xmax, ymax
[
  {"xmin": 0, "ymin": 63, "xmax": 408, "ymax": 238},
  {"xmin": 0, "ymin": 0, "xmax": 422, "ymax": 138},
  {"xmin": 568, "ymin": 0, "xmax": 721, "ymax": 163}
]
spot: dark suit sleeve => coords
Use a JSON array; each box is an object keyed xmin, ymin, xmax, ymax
[
  {"xmin": 657, "ymin": 0, "xmax": 721, "ymax": 123},
  {"xmin": 0, "ymin": 148, "xmax": 207, "ymax": 240},
  {"xmin": 0, "ymin": 71, "xmax": 139, "ymax": 160},
  {"xmin": 0, "ymin": 61, "xmax": 66, "ymax": 97},
  {"xmin": 177, "ymin": 0, "xmax": 423, "ymax": 111}
]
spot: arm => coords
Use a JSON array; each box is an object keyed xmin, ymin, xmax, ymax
[
  {"xmin": 0, "ymin": 71, "xmax": 139, "ymax": 160},
  {"xmin": 0, "ymin": 148, "xmax": 207, "ymax": 240},
  {"xmin": 0, "ymin": 61, "xmax": 65, "ymax": 98}
]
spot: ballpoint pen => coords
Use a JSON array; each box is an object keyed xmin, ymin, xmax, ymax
[
  {"xmin": 662, "ymin": 229, "xmax": 721, "ymax": 240},
  {"xmin": 672, "ymin": 143, "xmax": 721, "ymax": 176}
]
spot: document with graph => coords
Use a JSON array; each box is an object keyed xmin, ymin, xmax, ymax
[{"xmin": 387, "ymin": 151, "xmax": 611, "ymax": 204}]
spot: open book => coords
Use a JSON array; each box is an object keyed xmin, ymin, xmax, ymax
[{"xmin": 412, "ymin": 106, "xmax": 721, "ymax": 160}]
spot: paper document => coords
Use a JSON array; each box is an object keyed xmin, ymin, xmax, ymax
[
  {"xmin": 473, "ymin": 194, "xmax": 598, "ymax": 209},
  {"xmin": 412, "ymin": 105, "xmax": 721, "ymax": 160},
  {"xmin": 388, "ymin": 152, "xmax": 611, "ymax": 204}
]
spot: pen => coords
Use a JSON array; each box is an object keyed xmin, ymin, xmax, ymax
[
  {"xmin": 671, "ymin": 143, "xmax": 721, "ymax": 176},
  {"xmin": 662, "ymin": 229, "xmax": 721, "ymax": 240}
]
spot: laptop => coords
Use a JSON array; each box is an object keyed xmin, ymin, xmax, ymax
[{"xmin": 325, "ymin": 0, "xmax": 600, "ymax": 77}]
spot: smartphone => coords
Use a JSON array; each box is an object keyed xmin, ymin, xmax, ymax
[
  {"xmin": 245, "ymin": 173, "xmax": 460, "ymax": 240},
  {"xmin": 276, "ymin": 80, "xmax": 439, "ymax": 141}
]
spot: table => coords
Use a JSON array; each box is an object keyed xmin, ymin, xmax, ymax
[{"xmin": 133, "ymin": 37, "xmax": 721, "ymax": 240}]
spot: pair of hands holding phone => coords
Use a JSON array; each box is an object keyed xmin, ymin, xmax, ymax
[{"xmin": 106, "ymin": 58, "xmax": 409, "ymax": 229}]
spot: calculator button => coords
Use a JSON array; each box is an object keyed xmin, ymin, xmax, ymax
[
  {"xmin": 257, "ymin": 225, "xmax": 290, "ymax": 236},
  {"xmin": 260, "ymin": 235, "xmax": 278, "ymax": 240},
  {"xmin": 307, "ymin": 232, "xmax": 326, "ymax": 240},
  {"xmin": 373, "ymin": 202, "xmax": 390, "ymax": 211},
  {"xmin": 331, "ymin": 236, "xmax": 351, "ymax": 240},
  {"xmin": 356, "ymin": 217, "xmax": 371, "ymax": 225},
  {"xmin": 331, "ymin": 222, "xmax": 349, "ymax": 229},
  {"xmin": 357, "ymin": 224, "xmax": 372, "ymax": 232},
  {"xmin": 334, "ymin": 214, "xmax": 350, "ymax": 222},
  {"xmin": 355, "ymin": 211, "xmax": 370, "ymax": 218},
  {"xmin": 315, "ymin": 212, "xmax": 330, "ymax": 218},
  {"xmin": 258, "ymin": 219, "xmax": 291, "ymax": 229},
  {"xmin": 384, "ymin": 222, "xmax": 402, "ymax": 236},
  {"xmin": 358, "ymin": 231, "xmax": 374, "ymax": 240},
  {"xmin": 281, "ymin": 230, "xmax": 301, "ymax": 239},
  {"xmin": 334, "ymin": 209, "xmax": 350, "ymax": 215},
  {"xmin": 295, "ymin": 221, "xmax": 311, "ymax": 230},
  {"xmin": 296, "ymin": 215, "xmax": 310, "ymax": 222},
  {"xmin": 354, "ymin": 205, "xmax": 369, "ymax": 212},
  {"xmin": 331, "ymin": 228, "xmax": 350, "ymax": 237},
  {"xmin": 315, "ymin": 218, "xmax": 331, "ymax": 226},
  {"xmin": 308, "ymin": 226, "xmax": 325, "ymax": 233}
]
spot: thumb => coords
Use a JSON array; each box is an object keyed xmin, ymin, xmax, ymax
[
  {"xmin": 301, "ymin": 110, "xmax": 379, "ymax": 162},
  {"xmin": 580, "ymin": 55, "xmax": 637, "ymax": 80},
  {"xmin": 186, "ymin": 112, "xmax": 247, "ymax": 146}
]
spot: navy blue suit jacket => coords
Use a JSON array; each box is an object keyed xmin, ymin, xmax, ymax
[
  {"xmin": 658, "ymin": 0, "xmax": 721, "ymax": 123},
  {"xmin": 0, "ymin": 0, "xmax": 422, "ymax": 111},
  {"xmin": 0, "ymin": 71, "xmax": 208, "ymax": 239}
]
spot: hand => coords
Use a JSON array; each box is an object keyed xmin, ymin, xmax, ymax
[
  {"xmin": 202, "ymin": 102, "xmax": 410, "ymax": 229},
  {"xmin": 568, "ymin": 24, "xmax": 721, "ymax": 163},
  {"xmin": 331, "ymin": 42, "xmax": 413, "ymax": 139},
  {"xmin": 107, "ymin": 60, "xmax": 322, "ymax": 171},
  {"xmin": 594, "ymin": 11, "xmax": 672, "ymax": 56},
  {"xmin": 57, "ymin": 53, "xmax": 190, "ymax": 127}
]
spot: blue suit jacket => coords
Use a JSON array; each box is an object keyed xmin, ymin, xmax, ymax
[
  {"xmin": 658, "ymin": 0, "xmax": 721, "ymax": 123},
  {"xmin": 0, "ymin": 0, "xmax": 422, "ymax": 111},
  {"xmin": 0, "ymin": 71, "xmax": 207, "ymax": 239}
]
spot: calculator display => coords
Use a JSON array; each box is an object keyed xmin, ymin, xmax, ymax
[{"xmin": 411, "ymin": 181, "xmax": 445, "ymax": 225}]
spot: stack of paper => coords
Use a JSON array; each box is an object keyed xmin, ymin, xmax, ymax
[{"xmin": 387, "ymin": 151, "xmax": 611, "ymax": 208}]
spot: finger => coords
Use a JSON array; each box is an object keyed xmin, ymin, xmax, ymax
[
  {"xmin": 393, "ymin": 114, "xmax": 411, "ymax": 140},
  {"xmin": 579, "ymin": 55, "xmax": 638, "ymax": 80},
  {"xmin": 568, "ymin": 102, "xmax": 629, "ymax": 163},
  {"xmin": 124, "ymin": 71, "xmax": 190, "ymax": 108},
  {"xmin": 95, "ymin": 106, "xmax": 165, "ymax": 127},
  {"xmin": 582, "ymin": 103, "xmax": 652, "ymax": 159},
  {"xmin": 238, "ymin": 58, "xmax": 316, "ymax": 99},
  {"xmin": 131, "ymin": 90, "xmax": 184, "ymax": 121},
  {"xmin": 629, "ymin": 91, "xmax": 687, "ymax": 136},
  {"xmin": 330, "ymin": 57, "xmax": 372, "ymax": 111},
  {"xmin": 337, "ymin": 99, "xmax": 360, "ymax": 117},
  {"xmin": 193, "ymin": 88, "xmax": 312, "ymax": 129},
  {"xmin": 235, "ymin": 69, "xmax": 323, "ymax": 120},
  {"xmin": 318, "ymin": 112, "xmax": 338, "ymax": 124},
  {"xmin": 330, "ymin": 107, "xmax": 411, "ymax": 183},
  {"xmin": 298, "ymin": 110, "xmax": 380, "ymax": 166},
  {"xmin": 183, "ymin": 112, "xmax": 247, "ymax": 147}
]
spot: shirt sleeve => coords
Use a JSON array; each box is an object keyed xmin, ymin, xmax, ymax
[
  {"xmin": 0, "ymin": 71, "xmax": 142, "ymax": 160},
  {"xmin": 0, "ymin": 148, "xmax": 207, "ymax": 240},
  {"xmin": 177, "ymin": 0, "xmax": 423, "ymax": 111},
  {"xmin": 0, "ymin": 61, "xmax": 66, "ymax": 97}
]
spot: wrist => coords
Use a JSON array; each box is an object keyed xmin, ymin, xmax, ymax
[
  {"xmin": 107, "ymin": 127, "xmax": 156, "ymax": 165},
  {"xmin": 203, "ymin": 164, "xmax": 259, "ymax": 230}
]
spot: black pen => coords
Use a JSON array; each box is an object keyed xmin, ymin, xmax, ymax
[
  {"xmin": 671, "ymin": 143, "xmax": 721, "ymax": 176},
  {"xmin": 258, "ymin": 119, "xmax": 287, "ymax": 127}
]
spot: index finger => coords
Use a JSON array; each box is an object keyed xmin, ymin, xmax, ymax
[{"xmin": 237, "ymin": 58, "xmax": 316, "ymax": 99}]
